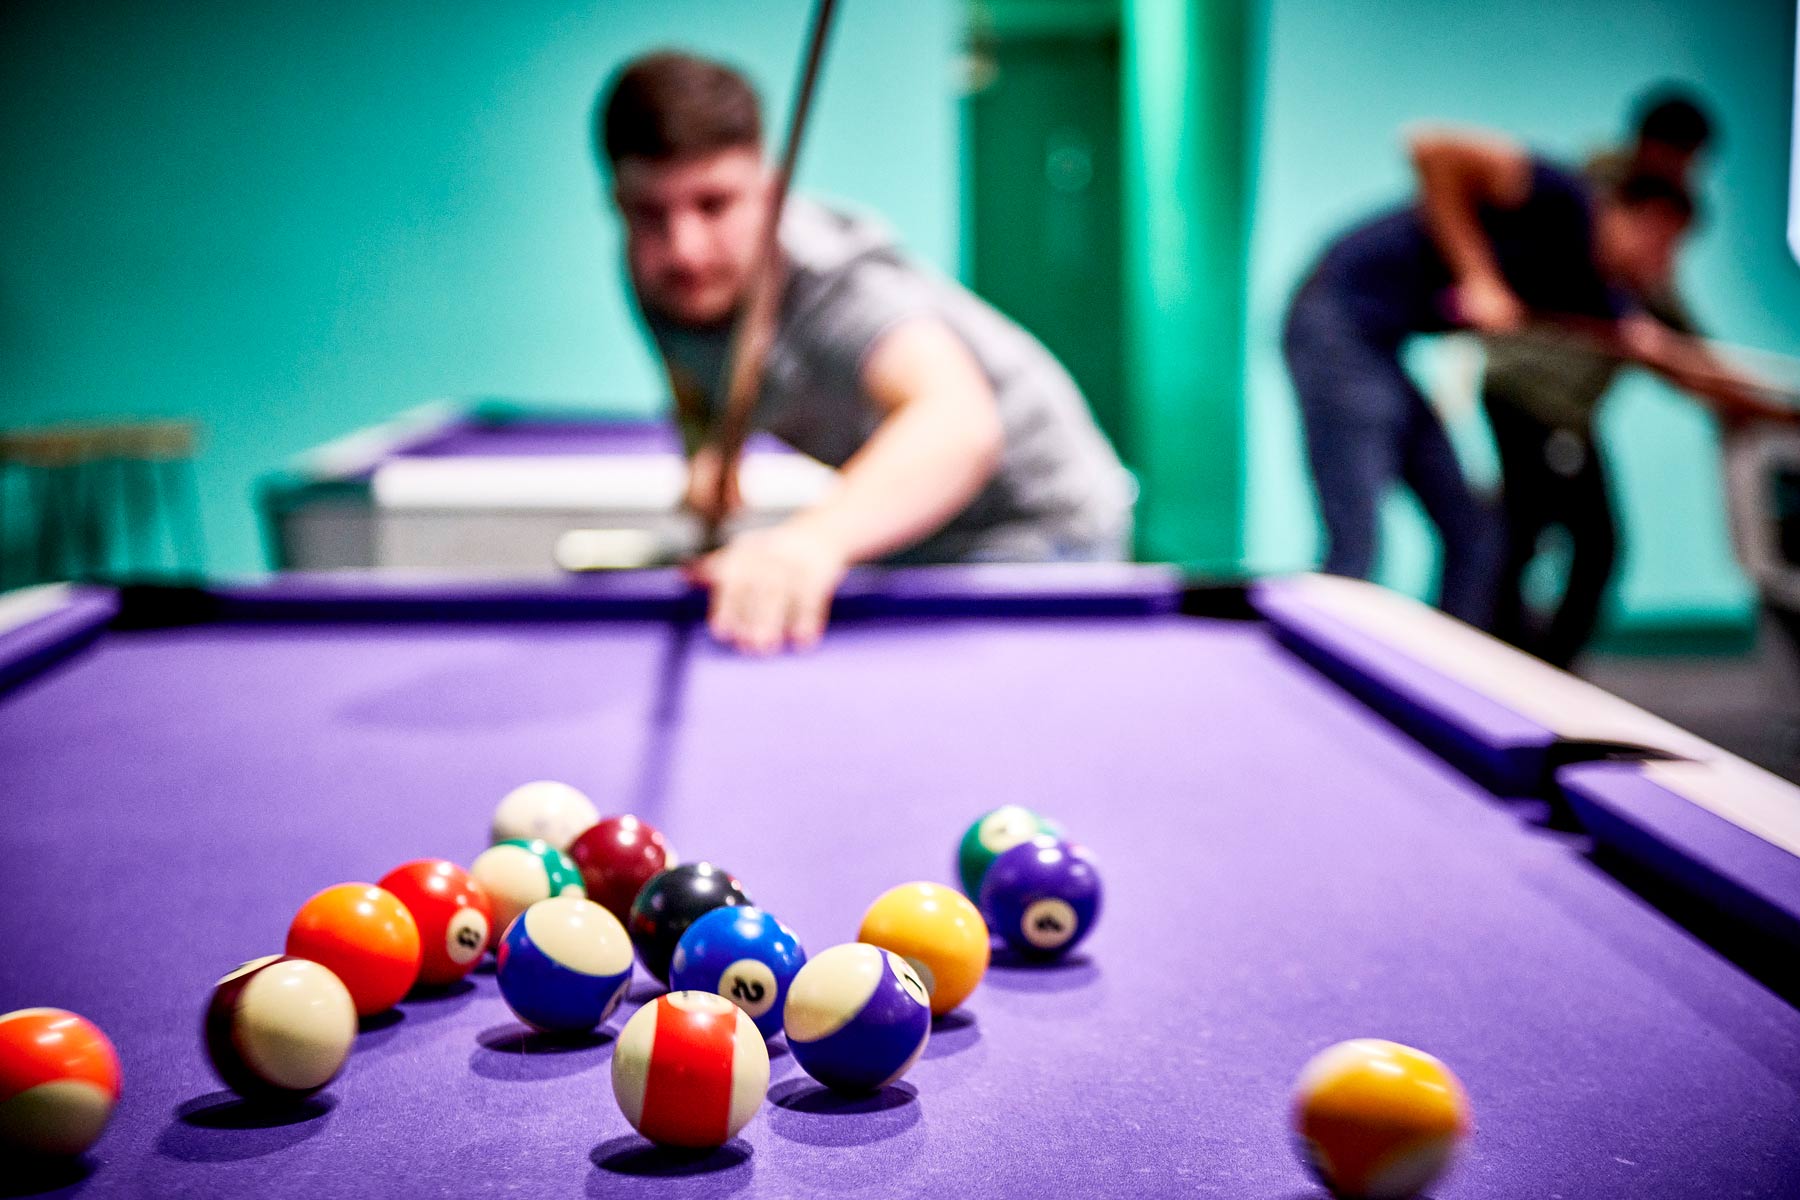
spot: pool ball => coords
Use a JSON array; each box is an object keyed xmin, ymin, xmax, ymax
[
  {"xmin": 670, "ymin": 906, "xmax": 806, "ymax": 1039},
  {"xmin": 470, "ymin": 838, "xmax": 586, "ymax": 936},
  {"xmin": 0, "ymin": 1008, "xmax": 121, "ymax": 1157},
  {"xmin": 568, "ymin": 815, "xmax": 675, "ymax": 924},
  {"xmin": 956, "ymin": 805, "xmax": 1061, "ymax": 898},
  {"xmin": 628, "ymin": 862, "xmax": 752, "ymax": 984},
  {"xmin": 611, "ymin": 991, "xmax": 769, "ymax": 1148},
  {"xmin": 857, "ymin": 881, "xmax": 990, "ymax": 1016},
  {"xmin": 378, "ymin": 859, "xmax": 495, "ymax": 985},
  {"xmin": 495, "ymin": 896, "xmax": 634, "ymax": 1034},
  {"xmin": 285, "ymin": 882, "xmax": 422, "ymax": 1016},
  {"xmin": 978, "ymin": 835, "xmax": 1103, "ymax": 958},
  {"xmin": 490, "ymin": 780, "xmax": 600, "ymax": 850},
  {"xmin": 1292, "ymin": 1039, "xmax": 1472, "ymax": 1199},
  {"xmin": 205, "ymin": 955, "xmax": 357, "ymax": 1102},
  {"xmin": 783, "ymin": 943, "xmax": 931, "ymax": 1093}
]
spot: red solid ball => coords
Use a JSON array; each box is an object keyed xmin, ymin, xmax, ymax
[
  {"xmin": 568, "ymin": 816, "xmax": 675, "ymax": 924},
  {"xmin": 378, "ymin": 860, "xmax": 495, "ymax": 985}
]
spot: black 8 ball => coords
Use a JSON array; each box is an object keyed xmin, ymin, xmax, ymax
[{"xmin": 628, "ymin": 862, "xmax": 753, "ymax": 983}]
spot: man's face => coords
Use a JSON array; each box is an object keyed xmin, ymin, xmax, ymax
[
  {"xmin": 1596, "ymin": 203, "xmax": 1687, "ymax": 293},
  {"xmin": 1632, "ymin": 139, "xmax": 1700, "ymax": 183},
  {"xmin": 613, "ymin": 147, "xmax": 768, "ymax": 327}
]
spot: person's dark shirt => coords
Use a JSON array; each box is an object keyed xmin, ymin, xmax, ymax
[{"xmin": 1309, "ymin": 158, "xmax": 1628, "ymax": 340}]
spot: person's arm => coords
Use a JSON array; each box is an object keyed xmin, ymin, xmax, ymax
[
  {"xmin": 1406, "ymin": 127, "xmax": 1535, "ymax": 332},
  {"xmin": 1618, "ymin": 316, "xmax": 1798, "ymax": 426},
  {"xmin": 689, "ymin": 316, "xmax": 1004, "ymax": 653}
]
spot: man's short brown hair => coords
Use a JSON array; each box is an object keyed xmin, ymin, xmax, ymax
[{"xmin": 597, "ymin": 51, "xmax": 762, "ymax": 168}]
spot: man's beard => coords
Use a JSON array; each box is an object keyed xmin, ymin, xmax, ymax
[{"xmin": 639, "ymin": 274, "xmax": 744, "ymax": 331}]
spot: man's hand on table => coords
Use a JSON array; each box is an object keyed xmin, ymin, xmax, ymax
[{"xmin": 686, "ymin": 518, "xmax": 850, "ymax": 654}]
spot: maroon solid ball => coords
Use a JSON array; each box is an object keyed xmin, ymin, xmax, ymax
[{"xmin": 568, "ymin": 815, "xmax": 675, "ymax": 924}]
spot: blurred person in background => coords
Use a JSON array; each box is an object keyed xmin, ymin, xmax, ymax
[
  {"xmin": 1283, "ymin": 118, "xmax": 1776, "ymax": 632},
  {"xmin": 599, "ymin": 51, "xmax": 1133, "ymax": 654},
  {"xmin": 1480, "ymin": 88, "xmax": 1716, "ymax": 667}
]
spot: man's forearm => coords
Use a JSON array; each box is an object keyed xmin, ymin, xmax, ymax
[
  {"xmin": 1415, "ymin": 155, "xmax": 1503, "ymax": 286},
  {"xmin": 791, "ymin": 393, "xmax": 1001, "ymax": 565}
]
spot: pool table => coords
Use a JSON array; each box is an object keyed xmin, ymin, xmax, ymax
[
  {"xmin": 2, "ymin": 566, "xmax": 1797, "ymax": 1199},
  {"xmin": 258, "ymin": 399, "xmax": 834, "ymax": 574}
]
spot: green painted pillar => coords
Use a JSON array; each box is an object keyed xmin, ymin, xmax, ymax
[{"xmin": 1122, "ymin": 0, "xmax": 1255, "ymax": 571}]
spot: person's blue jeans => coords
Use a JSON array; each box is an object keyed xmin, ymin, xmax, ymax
[{"xmin": 1283, "ymin": 279, "xmax": 1501, "ymax": 629}]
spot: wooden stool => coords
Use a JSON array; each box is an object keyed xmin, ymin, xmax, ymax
[
  {"xmin": 0, "ymin": 420, "xmax": 203, "ymax": 587},
  {"xmin": 103, "ymin": 421, "xmax": 204, "ymax": 578},
  {"xmin": 0, "ymin": 427, "xmax": 109, "ymax": 586}
]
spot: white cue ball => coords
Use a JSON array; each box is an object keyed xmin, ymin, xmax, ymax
[{"xmin": 490, "ymin": 781, "xmax": 600, "ymax": 850}]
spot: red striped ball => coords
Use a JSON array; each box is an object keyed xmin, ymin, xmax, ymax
[{"xmin": 610, "ymin": 991, "xmax": 768, "ymax": 1148}]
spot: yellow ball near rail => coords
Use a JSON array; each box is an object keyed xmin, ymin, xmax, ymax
[
  {"xmin": 857, "ymin": 882, "xmax": 990, "ymax": 1016},
  {"xmin": 1291, "ymin": 1039, "xmax": 1471, "ymax": 1199}
]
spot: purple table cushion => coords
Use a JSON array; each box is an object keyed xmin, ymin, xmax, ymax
[
  {"xmin": 1558, "ymin": 760, "xmax": 1800, "ymax": 956},
  {"xmin": 1252, "ymin": 580, "xmax": 1556, "ymax": 795},
  {"xmin": 0, "ymin": 586, "xmax": 120, "ymax": 697}
]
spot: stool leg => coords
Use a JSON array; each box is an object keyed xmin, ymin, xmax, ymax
[
  {"xmin": 65, "ymin": 464, "xmax": 92, "ymax": 581},
  {"xmin": 0, "ymin": 462, "xmax": 12, "ymax": 592},
  {"xmin": 164, "ymin": 457, "xmax": 205, "ymax": 576},
  {"xmin": 123, "ymin": 459, "xmax": 157, "ymax": 575},
  {"xmin": 41, "ymin": 467, "xmax": 73, "ymax": 583},
  {"xmin": 0, "ymin": 462, "xmax": 10, "ymax": 591},
  {"xmin": 27, "ymin": 468, "xmax": 50, "ymax": 585},
  {"xmin": 74, "ymin": 461, "xmax": 108, "ymax": 581},
  {"xmin": 108, "ymin": 457, "xmax": 133, "ymax": 580}
]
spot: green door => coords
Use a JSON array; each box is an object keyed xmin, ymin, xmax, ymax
[{"xmin": 966, "ymin": 23, "xmax": 1127, "ymax": 456}]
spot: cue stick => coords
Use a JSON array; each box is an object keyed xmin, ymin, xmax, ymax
[
  {"xmin": 701, "ymin": 0, "xmax": 840, "ymax": 550},
  {"xmin": 630, "ymin": 0, "xmax": 840, "ymax": 814},
  {"xmin": 1517, "ymin": 314, "xmax": 1800, "ymax": 412}
]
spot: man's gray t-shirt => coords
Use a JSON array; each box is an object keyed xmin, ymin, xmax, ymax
[{"xmin": 644, "ymin": 198, "xmax": 1135, "ymax": 563}]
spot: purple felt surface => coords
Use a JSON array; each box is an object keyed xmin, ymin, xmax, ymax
[
  {"xmin": 1, "ymin": 602, "xmax": 1797, "ymax": 1198},
  {"xmin": 1558, "ymin": 761, "xmax": 1800, "ymax": 954}
]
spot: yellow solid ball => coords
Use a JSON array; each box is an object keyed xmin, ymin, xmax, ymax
[{"xmin": 857, "ymin": 882, "xmax": 990, "ymax": 1016}]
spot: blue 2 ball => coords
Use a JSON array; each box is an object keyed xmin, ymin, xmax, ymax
[{"xmin": 669, "ymin": 906, "xmax": 807, "ymax": 1039}]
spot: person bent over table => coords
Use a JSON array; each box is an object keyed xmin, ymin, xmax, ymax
[
  {"xmin": 596, "ymin": 52, "xmax": 1134, "ymax": 653},
  {"xmin": 1282, "ymin": 126, "xmax": 1775, "ymax": 631},
  {"xmin": 1480, "ymin": 89, "xmax": 1717, "ymax": 667}
]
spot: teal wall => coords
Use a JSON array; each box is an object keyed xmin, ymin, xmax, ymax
[
  {"xmin": 1247, "ymin": 0, "xmax": 1800, "ymax": 632},
  {"xmin": 0, "ymin": 1, "xmax": 959, "ymax": 576}
]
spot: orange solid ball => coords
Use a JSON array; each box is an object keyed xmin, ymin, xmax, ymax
[
  {"xmin": 0, "ymin": 1008, "xmax": 122, "ymax": 1157},
  {"xmin": 286, "ymin": 883, "xmax": 422, "ymax": 1016}
]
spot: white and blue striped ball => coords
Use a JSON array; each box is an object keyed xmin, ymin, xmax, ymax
[
  {"xmin": 783, "ymin": 943, "xmax": 931, "ymax": 1093},
  {"xmin": 496, "ymin": 895, "xmax": 633, "ymax": 1034}
]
